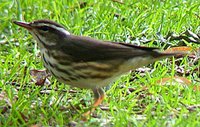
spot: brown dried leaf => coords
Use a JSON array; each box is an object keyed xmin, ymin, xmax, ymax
[
  {"xmin": 112, "ymin": 0, "xmax": 124, "ymax": 4},
  {"xmin": 79, "ymin": 1, "xmax": 87, "ymax": 8},
  {"xmin": 30, "ymin": 69, "xmax": 51, "ymax": 86},
  {"xmin": 164, "ymin": 46, "xmax": 192, "ymax": 53},
  {"xmin": 0, "ymin": 91, "xmax": 10, "ymax": 114},
  {"xmin": 164, "ymin": 46, "xmax": 200, "ymax": 57},
  {"xmin": 157, "ymin": 76, "xmax": 191, "ymax": 86},
  {"xmin": 29, "ymin": 124, "xmax": 42, "ymax": 127},
  {"xmin": 193, "ymin": 86, "xmax": 200, "ymax": 91},
  {"xmin": 157, "ymin": 76, "xmax": 200, "ymax": 91},
  {"xmin": 0, "ymin": 90, "xmax": 18, "ymax": 114},
  {"xmin": 20, "ymin": 112, "xmax": 28, "ymax": 122}
]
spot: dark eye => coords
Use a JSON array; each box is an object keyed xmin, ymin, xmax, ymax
[{"xmin": 39, "ymin": 26, "xmax": 49, "ymax": 31}]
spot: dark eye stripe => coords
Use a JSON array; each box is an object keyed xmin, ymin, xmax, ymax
[{"xmin": 38, "ymin": 26, "xmax": 49, "ymax": 31}]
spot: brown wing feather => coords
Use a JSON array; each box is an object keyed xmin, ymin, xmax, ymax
[{"xmin": 59, "ymin": 35, "xmax": 169, "ymax": 62}]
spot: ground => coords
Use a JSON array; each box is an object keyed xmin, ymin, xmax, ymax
[{"xmin": 0, "ymin": 0, "xmax": 200, "ymax": 126}]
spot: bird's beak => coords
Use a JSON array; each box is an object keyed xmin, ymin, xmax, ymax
[{"xmin": 13, "ymin": 21, "xmax": 32, "ymax": 30}]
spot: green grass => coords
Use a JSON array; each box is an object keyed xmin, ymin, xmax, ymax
[{"xmin": 0, "ymin": 0, "xmax": 200, "ymax": 126}]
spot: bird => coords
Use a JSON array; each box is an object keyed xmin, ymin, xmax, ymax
[{"xmin": 13, "ymin": 19, "xmax": 185, "ymax": 116}]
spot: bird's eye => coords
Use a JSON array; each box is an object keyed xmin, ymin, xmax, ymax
[{"xmin": 39, "ymin": 26, "xmax": 49, "ymax": 31}]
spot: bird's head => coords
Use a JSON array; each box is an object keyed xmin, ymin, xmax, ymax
[{"xmin": 13, "ymin": 20, "xmax": 70, "ymax": 47}]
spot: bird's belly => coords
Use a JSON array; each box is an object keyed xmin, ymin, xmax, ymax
[
  {"xmin": 41, "ymin": 51, "xmax": 122, "ymax": 89},
  {"xmin": 41, "ymin": 49, "xmax": 154, "ymax": 89},
  {"xmin": 71, "ymin": 56, "xmax": 154, "ymax": 88}
]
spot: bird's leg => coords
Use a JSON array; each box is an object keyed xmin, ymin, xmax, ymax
[
  {"xmin": 83, "ymin": 87, "xmax": 105, "ymax": 116},
  {"xmin": 92, "ymin": 87, "xmax": 105, "ymax": 107}
]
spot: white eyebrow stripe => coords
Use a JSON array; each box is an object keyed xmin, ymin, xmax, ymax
[
  {"xmin": 37, "ymin": 23, "xmax": 70, "ymax": 35},
  {"xmin": 50, "ymin": 25, "xmax": 70, "ymax": 35}
]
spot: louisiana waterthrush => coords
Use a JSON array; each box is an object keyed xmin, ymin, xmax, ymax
[{"xmin": 13, "ymin": 20, "xmax": 184, "ymax": 115}]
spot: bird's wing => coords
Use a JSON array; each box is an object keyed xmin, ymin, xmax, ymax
[{"xmin": 60, "ymin": 35, "xmax": 162, "ymax": 62}]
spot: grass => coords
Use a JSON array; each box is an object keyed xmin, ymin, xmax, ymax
[{"xmin": 0, "ymin": 0, "xmax": 200, "ymax": 126}]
